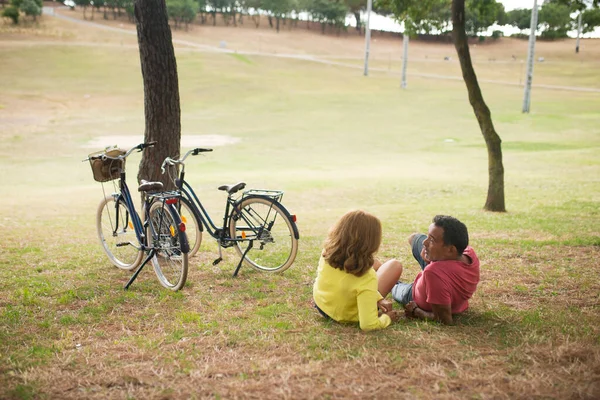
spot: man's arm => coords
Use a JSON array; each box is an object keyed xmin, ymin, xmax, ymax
[{"xmin": 404, "ymin": 301, "xmax": 453, "ymax": 325}]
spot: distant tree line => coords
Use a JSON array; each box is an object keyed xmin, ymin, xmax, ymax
[
  {"xmin": 5, "ymin": 0, "xmax": 598, "ymax": 38},
  {"xmin": 505, "ymin": 0, "xmax": 600, "ymax": 39},
  {"xmin": 376, "ymin": 0, "xmax": 600, "ymax": 40}
]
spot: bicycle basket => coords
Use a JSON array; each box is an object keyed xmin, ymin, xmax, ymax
[{"xmin": 88, "ymin": 147, "xmax": 127, "ymax": 182}]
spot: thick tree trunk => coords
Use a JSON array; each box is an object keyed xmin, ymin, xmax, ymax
[
  {"xmin": 134, "ymin": 0, "xmax": 181, "ymax": 190},
  {"xmin": 452, "ymin": 0, "xmax": 505, "ymax": 212}
]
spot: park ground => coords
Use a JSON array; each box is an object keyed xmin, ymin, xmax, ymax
[{"xmin": 1, "ymin": 5, "xmax": 600, "ymax": 399}]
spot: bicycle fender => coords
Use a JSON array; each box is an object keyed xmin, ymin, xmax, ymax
[{"xmin": 167, "ymin": 203, "xmax": 190, "ymax": 254}]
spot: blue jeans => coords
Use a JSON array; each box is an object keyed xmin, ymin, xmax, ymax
[{"xmin": 391, "ymin": 234, "xmax": 427, "ymax": 305}]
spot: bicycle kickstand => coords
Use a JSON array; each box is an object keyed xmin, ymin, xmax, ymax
[
  {"xmin": 213, "ymin": 241, "xmax": 224, "ymax": 266},
  {"xmin": 232, "ymin": 240, "xmax": 253, "ymax": 277},
  {"xmin": 125, "ymin": 249, "xmax": 155, "ymax": 290}
]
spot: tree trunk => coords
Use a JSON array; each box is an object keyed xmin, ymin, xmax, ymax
[
  {"xmin": 134, "ymin": 0, "xmax": 181, "ymax": 190},
  {"xmin": 452, "ymin": 0, "xmax": 505, "ymax": 212},
  {"xmin": 354, "ymin": 11, "xmax": 361, "ymax": 34}
]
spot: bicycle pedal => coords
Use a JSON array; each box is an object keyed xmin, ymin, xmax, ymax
[{"xmin": 212, "ymin": 257, "xmax": 222, "ymax": 266}]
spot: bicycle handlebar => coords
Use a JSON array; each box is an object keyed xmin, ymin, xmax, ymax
[
  {"xmin": 85, "ymin": 141, "xmax": 157, "ymax": 162},
  {"xmin": 160, "ymin": 147, "xmax": 213, "ymax": 174}
]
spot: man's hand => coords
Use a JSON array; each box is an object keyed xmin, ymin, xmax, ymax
[
  {"xmin": 420, "ymin": 247, "xmax": 431, "ymax": 264},
  {"xmin": 404, "ymin": 301, "xmax": 454, "ymax": 325},
  {"xmin": 404, "ymin": 301, "xmax": 419, "ymax": 318}
]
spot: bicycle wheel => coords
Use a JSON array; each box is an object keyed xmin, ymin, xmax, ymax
[
  {"xmin": 177, "ymin": 197, "xmax": 202, "ymax": 258},
  {"xmin": 96, "ymin": 195, "xmax": 143, "ymax": 271},
  {"xmin": 229, "ymin": 196, "xmax": 299, "ymax": 272},
  {"xmin": 148, "ymin": 201, "xmax": 189, "ymax": 291}
]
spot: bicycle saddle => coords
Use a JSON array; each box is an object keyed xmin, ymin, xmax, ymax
[
  {"xmin": 218, "ymin": 182, "xmax": 246, "ymax": 194},
  {"xmin": 138, "ymin": 179, "xmax": 164, "ymax": 193}
]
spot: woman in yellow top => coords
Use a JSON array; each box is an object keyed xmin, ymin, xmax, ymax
[{"xmin": 313, "ymin": 210, "xmax": 403, "ymax": 331}]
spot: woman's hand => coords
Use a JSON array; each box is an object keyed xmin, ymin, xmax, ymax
[{"xmin": 377, "ymin": 299, "xmax": 392, "ymax": 314}]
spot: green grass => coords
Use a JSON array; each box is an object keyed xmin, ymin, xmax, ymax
[{"xmin": 1, "ymin": 16, "xmax": 599, "ymax": 399}]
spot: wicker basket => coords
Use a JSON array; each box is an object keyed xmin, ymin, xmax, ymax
[{"xmin": 88, "ymin": 147, "xmax": 127, "ymax": 182}]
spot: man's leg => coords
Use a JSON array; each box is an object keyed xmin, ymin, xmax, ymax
[{"xmin": 409, "ymin": 233, "xmax": 428, "ymax": 270}]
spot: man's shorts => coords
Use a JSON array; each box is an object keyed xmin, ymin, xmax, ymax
[{"xmin": 391, "ymin": 281, "xmax": 413, "ymax": 305}]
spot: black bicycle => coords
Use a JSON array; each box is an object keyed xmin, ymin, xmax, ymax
[
  {"xmin": 86, "ymin": 142, "xmax": 190, "ymax": 291},
  {"xmin": 161, "ymin": 148, "xmax": 299, "ymax": 276}
]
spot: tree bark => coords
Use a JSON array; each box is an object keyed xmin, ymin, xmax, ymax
[
  {"xmin": 134, "ymin": 0, "xmax": 181, "ymax": 190},
  {"xmin": 452, "ymin": 0, "xmax": 506, "ymax": 212}
]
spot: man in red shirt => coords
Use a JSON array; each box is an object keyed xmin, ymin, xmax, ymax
[{"xmin": 391, "ymin": 215, "xmax": 480, "ymax": 325}]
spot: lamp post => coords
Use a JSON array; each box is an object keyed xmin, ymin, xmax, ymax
[
  {"xmin": 363, "ymin": 0, "xmax": 373, "ymax": 76},
  {"xmin": 522, "ymin": 0, "xmax": 539, "ymax": 114},
  {"xmin": 401, "ymin": 29, "xmax": 409, "ymax": 89}
]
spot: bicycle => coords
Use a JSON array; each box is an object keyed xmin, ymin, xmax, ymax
[
  {"xmin": 160, "ymin": 148, "xmax": 299, "ymax": 277},
  {"xmin": 86, "ymin": 142, "xmax": 190, "ymax": 291}
]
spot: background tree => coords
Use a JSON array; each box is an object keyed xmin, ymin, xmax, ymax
[
  {"xmin": 197, "ymin": 0, "xmax": 207, "ymax": 24},
  {"xmin": 2, "ymin": 0, "xmax": 42, "ymax": 23},
  {"xmin": 453, "ymin": 0, "xmax": 505, "ymax": 211},
  {"xmin": 581, "ymin": 6, "xmax": 600, "ymax": 32},
  {"xmin": 167, "ymin": 0, "xmax": 199, "ymax": 29},
  {"xmin": 464, "ymin": 0, "xmax": 505, "ymax": 36},
  {"xmin": 310, "ymin": 0, "xmax": 349, "ymax": 34},
  {"xmin": 505, "ymin": 8, "xmax": 533, "ymax": 33},
  {"xmin": 376, "ymin": 0, "xmax": 451, "ymax": 34},
  {"xmin": 2, "ymin": 4, "xmax": 19, "ymax": 23},
  {"xmin": 263, "ymin": 0, "xmax": 293, "ymax": 32},
  {"xmin": 345, "ymin": 0, "xmax": 366, "ymax": 34},
  {"xmin": 245, "ymin": 0, "xmax": 262, "ymax": 27},
  {"xmin": 134, "ymin": 0, "xmax": 182, "ymax": 188},
  {"xmin": 74, "ymin": 0, "xmax": 94, "ymax": 19},
  {"xmin": 207, "ymin": 0, "xmax": 228, "ymax": 25},
  {"xmin": 551, "ymin": 0, "xmax": 598, "ymax": 9},
  {"xmin": 538, "ymin": 1, "xmax": 572, "ymax": 38},
  {"xmin": 378, "ymin": 0, "xmax": 506, "ymax": 211},
  {"xmin": 21, "ymin": 0, "xmax": 41, "ymax": 21}
]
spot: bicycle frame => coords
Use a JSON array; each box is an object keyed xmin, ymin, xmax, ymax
[
  {"xmin": 178, "ymin": 178, "xmax": 233, "ymax": 240},
  {"xmin": 162, "ymin": 148, "xmax": 298, "ymax": 276},
  {"xmin": 113, "ymin": 171, "xmax": 146, "ymax": 248}
]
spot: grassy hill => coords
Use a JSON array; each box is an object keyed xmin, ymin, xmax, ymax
[{"xmin": 1, "ymin": 8, "xmax": 599, "ymax": 399}]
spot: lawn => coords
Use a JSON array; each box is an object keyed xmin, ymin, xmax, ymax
[{"xmin": 1, "ymin": 9, "xmax": 599, "ymax": 399}]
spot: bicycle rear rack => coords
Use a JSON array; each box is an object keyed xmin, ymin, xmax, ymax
[{"xmin": 242, "ymin": 189, "xmax": 283, "ymax": 202}]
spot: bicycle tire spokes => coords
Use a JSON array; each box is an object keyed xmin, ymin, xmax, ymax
[
  {"xmin": 229, "ymin": 197, "xmax": 298, "ymax": 273},
  {"xmin": 97, "ymin": 196, "xmax": 143, "ymax": 271},
  {"xmin": 237, "ymin": 203, "xmax": 276, "ymax": 244}
]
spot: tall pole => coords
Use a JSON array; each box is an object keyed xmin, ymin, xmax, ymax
[
  {"xmin": 363, "ymin": 0, "xmax": 373, "ymax": 76},
  {"xmin": 401, "ymin": 30, "xmax": 409, "ymax": 89},
  {"xmin": 522, "ymin": 0, "xmax": 538, "ymax": 114},
  {"xmin": 576, "ymin": 12, "xmax": 583, "ymax": 54}
]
